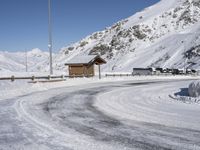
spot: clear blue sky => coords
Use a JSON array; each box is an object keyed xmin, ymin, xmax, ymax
[{"xmin": 0, "ymin": 0, "xmax": 160, "ymax": 52}]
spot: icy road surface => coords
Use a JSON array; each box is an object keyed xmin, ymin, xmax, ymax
[{"xmin": 1, "ymin": 79, "xmax": 200, "ymax": 150}]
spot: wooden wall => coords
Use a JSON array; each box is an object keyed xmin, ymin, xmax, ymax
[{"xmin": 69, "ymin": 64, "xmax": 95, "ymax": 77}]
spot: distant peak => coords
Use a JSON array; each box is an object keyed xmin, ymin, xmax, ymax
[{"xmin": 30, "ymin": 48, "xmax": 42, "ymax": 53}]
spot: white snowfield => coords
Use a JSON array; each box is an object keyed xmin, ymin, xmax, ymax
[{"xmin": 0, "ymin": 76, "xmax": 200, "ymax": 150}]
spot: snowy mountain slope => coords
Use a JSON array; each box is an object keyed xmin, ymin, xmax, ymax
[
  {"xmin": 52, "ymin": 0, "xmax": 200, "ymax": 72},
  {"xmin": 0, "ymin": 48, "xmax": 50, "ymax": 73},
  {"xmin": 1, "ymin": 0, "xmax": 200, "ymax": 74}
]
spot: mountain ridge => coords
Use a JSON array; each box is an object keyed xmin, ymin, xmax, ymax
[
  {"xmin": 0, "ymin": 48, "xmax": 50, "ymax": 73},
  {"xmin": 52, "ymin": 0, "xmax": 200, "ymax": 72},
  {"xmin": 1, "ymin": 0, "xmax": 200, "ymax": 73}
]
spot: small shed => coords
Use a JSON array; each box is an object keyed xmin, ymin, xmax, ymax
[{"xmin": 65, "ymin": 55, "xmax": 106, "ymax": 78}]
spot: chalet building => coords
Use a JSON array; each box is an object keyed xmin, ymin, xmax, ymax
[{"xmin": 65, "ymin": 55, "xmax": 106, "ymax": 78}]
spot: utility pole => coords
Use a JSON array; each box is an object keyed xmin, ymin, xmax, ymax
[
  {"xmin": 98, "ymin": 64, "xmax": 101, "ymax": 79},
  {"xmin": 48, "ymin": 0, "xmax": 53, "ymax": 75}
]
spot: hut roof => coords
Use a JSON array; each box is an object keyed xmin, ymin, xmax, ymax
[{"xmin": 65, "ymin": 55, "xmax": 106, "ymax": 65}]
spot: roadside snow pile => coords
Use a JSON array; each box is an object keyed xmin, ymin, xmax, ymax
[
  {"xmin": 171, "ymin": 95, "xmax": 200, "ymax": 104},
  {"xmin": 188, "ymin": 81, "xmax": 200, "ymax": 97},
  {"xmin": 170, "ymin": 81, "xmax": 200, "ymax": 104},
  {"xmin": 0, "ymin": 80, "xmax": 40, "ymax": 100}
]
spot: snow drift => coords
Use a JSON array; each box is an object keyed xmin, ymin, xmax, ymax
[{"xmin": 188, "ymin": 81, "xmax": 200, "ymax": 97}]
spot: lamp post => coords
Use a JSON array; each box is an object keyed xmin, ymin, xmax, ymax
[{"xmin": 48, "ymin": 0, "xmax": 53, "ymax": 75}]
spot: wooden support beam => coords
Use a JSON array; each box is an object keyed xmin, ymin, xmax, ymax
[{"xmin": 98, "ymin": 65, "xmax": 101, "ymax": 79}]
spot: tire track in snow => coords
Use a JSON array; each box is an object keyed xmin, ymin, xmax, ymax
[{"xmin": 40, "ymin": 81, "xmax": 200, "ymax": 150}]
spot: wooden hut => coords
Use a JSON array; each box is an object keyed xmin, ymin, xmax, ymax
[{"xmin": 65, "ymin": 55, "xmax": 106, "ymax": 78}]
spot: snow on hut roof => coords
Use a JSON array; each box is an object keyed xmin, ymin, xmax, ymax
[{"xmin": 65, "ymin": 55, "xmax": 106, "ymax": 65}]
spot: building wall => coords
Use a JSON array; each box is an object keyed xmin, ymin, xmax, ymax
[
  {"xmin": 69, "ymin": 64, "xmax": 94, "ymax": 77},
  {"xmin": 86, "ymin": 65, "xmax": 94, "ymax": 76},
  {"xmin": 69, "ymin": 65, "xmax": 84, "ymax": 76}
]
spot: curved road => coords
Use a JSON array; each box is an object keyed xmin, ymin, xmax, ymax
[{"xmin": 0, "ymin": 80, "xmax": 200, "ymax": 150}]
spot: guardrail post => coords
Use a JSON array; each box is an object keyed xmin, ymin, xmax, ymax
[
  {"xmin": 11, "ymin": 75, "xmax": 15, "ymax": 82},
  {"xmin": 48, "ymin": 75, "xmax": 51, "ymax": 80},
  {"xmin": 32, "ymin": 76, "xmax": 35, "ymax": 81}
]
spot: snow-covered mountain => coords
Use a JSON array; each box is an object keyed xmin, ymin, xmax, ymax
[
  {"xmin": 0, "ymin": 48, "xmax": 50, "ymax": 73},
  {"xmin": 52, "ymin": 0, "xmax": 200, "ymax": 72},
  {"xmin": 1, "ymin": 0, "xmax": 200, "ymax": 74}
]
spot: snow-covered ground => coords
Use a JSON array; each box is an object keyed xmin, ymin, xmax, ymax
[
  {"xmin": 0, "ymin": 75, "xmax": 198, "ymax": 100},
  {"xmin": 0, "ymin": 76, "xmax": 200, "ymax": 149},
  {"xmin": 2, "ymin": 0, "xmax": 200, "ymax": 148}
]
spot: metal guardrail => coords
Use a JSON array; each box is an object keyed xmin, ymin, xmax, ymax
[
  {"xmin": 1, "ymin": 73, "xmax": 198, "ymax": 82},
  {"xmin": 105, "ymin": 73, "xmax": 198, "ymax": 77},
  {"xmin": 0, "ymin": 75, "xmax": 94, "ymax": 82},
  {"xmin": 105, "ymin": 74, "xmax": 132, "ymax": 77},
  {"xmin": 0, "ymin": 75, "xmax": 63, "ymax": 81}
]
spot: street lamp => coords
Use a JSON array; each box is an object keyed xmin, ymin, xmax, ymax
[{"xmin": 48, "ymin": 0, "xmax": 53, "ymax": 75}]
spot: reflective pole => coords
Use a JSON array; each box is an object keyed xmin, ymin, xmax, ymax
[{"xmin": 48, "ymin": 0, "xmax": 53, "ymax": 75}]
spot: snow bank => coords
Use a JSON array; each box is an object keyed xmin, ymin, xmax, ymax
[
  {"xmin": 188, "ymin": 81, "xmax": 200, "ymax": 97},
  {"xmin": 0, "ymin": 75, "xmax": 199, "ymax": 101}
]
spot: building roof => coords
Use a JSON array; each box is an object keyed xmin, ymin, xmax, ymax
[{"xmin": 65, "ymin": 55, "xmax": 106, "ymax": 65}]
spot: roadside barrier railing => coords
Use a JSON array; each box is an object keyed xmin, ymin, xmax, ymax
[{"xmin": 0, "ymin": 74, "xmax": 94, "ymax": 82}]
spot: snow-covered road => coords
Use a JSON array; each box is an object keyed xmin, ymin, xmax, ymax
[{"xmin": 1, "ymin": 79, "xmax": 200, "ymax": 150}]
